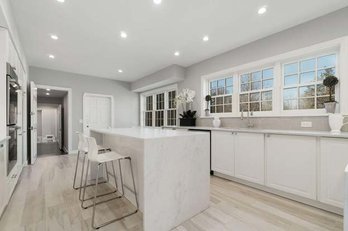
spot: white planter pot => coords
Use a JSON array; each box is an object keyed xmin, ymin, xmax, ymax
[
  {"xmin": 328, "ymin": 114, "xmax": 348, "ymax": 134},
  {"xmin": 213, "ymin": 117, "xmax": 221, "ymax": 128}
]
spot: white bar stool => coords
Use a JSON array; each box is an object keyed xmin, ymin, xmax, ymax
[
  {"xmin": 72, "ymin": 132, "xmax": 110, "ymax": 191},
  {"xmin": 81, "ymin": 136, "xmax": 139, "ymax": 230}
]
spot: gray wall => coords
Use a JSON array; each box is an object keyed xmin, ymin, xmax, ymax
[
  {"xmin": 177, "ymin": 7, "xmax": 348, "ymax": 131},
  {"xmin": 29, "ymin": 66, "xmax": 139, "ymax": 150}
]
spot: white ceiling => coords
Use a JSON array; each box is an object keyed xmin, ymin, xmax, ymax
[
  {"xmin": 37, "ymin": 88, "xmax": 67, "ymax": 98},
  {"xmin": 10, "ymin": 0, "xmax": 348, "ymax": 82}
]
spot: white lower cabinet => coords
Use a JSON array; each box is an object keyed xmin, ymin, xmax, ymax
[
  {"xmin": 212, "ymin": 131, "xmax": 235, "ymax": 176},
  {"xmin": 319, "ymin": 138, "xmax": 348, "ymax": 208},
  {"xmin": 235, "ymin": 133, "xmax": 264, "ymax": 184},
  {"xmin": 265, "ymin": 135, "xmax": 317, "ymax": 200}
]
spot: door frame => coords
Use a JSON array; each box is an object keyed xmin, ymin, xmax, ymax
[
  {"xmin": 83, "ymin": 93, "xmax": 114, "ymax": 134},
  {"xmin": 36, "ymin": 85, "xmax": 72, "ymax": 153}
]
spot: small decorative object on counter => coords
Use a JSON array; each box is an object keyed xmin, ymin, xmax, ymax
[
  {"xmin": 328, "ymin": 114, "xmax": 348, "ymax": 134},
  {"xmin": 205, "ymin": 95, "xmax": 212, "ymax": 117},
  {"xmin": 212, "ymin": 117, "xmax": 221, "ymax": 128},
  {"xmin": 322, "ymin": 68, "xmax": 339, "ymax": 113},
  {"xmin": 176, "ymin": 88, "xmax": 197, "ymax": 126}
]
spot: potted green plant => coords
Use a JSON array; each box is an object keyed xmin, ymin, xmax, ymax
[
  {"xmin": 205, "ymin": 95, "xmax": 212, "ymax": 117},
  {"xmin": 322, "ymin": 68, "xmax": 339, "ymax": 113},
  {"xmin": 176, "ymin": 88, "xmax": 197, "ymax": 126}
]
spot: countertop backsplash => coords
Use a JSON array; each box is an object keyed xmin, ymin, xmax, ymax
[{"xmin": 197, "ymin": 116, "xmax": 348, "ymax": 132}]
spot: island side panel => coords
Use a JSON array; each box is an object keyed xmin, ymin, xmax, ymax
[
  {"xmin": 99, "ymin": 133, "xmax": 145, "ymax": 213},
  {"xmin": 143, "ymin": 133, "xmax": 210, "ymax": 231}
]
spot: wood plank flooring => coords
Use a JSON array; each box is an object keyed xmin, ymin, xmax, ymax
[{"xmin": 0, "ymin": 155, "xmax": 343, "ymax": 231}]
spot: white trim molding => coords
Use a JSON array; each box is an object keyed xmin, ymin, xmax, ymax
[
  {"xmin": 36, "ymin": 84, "xmax": 73, "ymax": 152},
  {"xmin": 201, "ymin": 36, "xmax": 348, "ymax": 118}
]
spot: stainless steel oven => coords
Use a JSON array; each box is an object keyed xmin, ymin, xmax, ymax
[
  {"xmin": 6, "ymin": 63, "xmax": 20, "ymax": 126},
  {"xmin": 6, "ymin": 63, "xmax": 20, "ymax": 175}
]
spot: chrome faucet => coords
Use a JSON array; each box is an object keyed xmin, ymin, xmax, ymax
[{"xmin": 241, "ymin": 109, "xmax": 254, "ymax": 128}]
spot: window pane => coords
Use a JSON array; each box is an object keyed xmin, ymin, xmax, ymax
[
  {"xmin": 251, "ymin": 81, "xmax": 261, "ymax": 90},
  {"xmin": 168, "ymin": 91, "xmax": 176, "ymax": 109},
  {"xmin": 216, "ymin": 105, "xmax": 223, "ymax": 113},
  {"xmin": 300, "ymin": 58, "xmax": 315, "ymax": 72},
  {"xmin": 224, "ymin": 105, "xmax": 232, "ymax": 113},
  {"xmin": 284, "ymin": 63, "xmax": 298, "ymax": 75},
  {"xmin": 155, "ymin": 111, "xmax": 164, "ymax": 127},
  {"xmin": 225, "ymin": 86, "xmax": 233, "ymax": 94},
  {"xmin": 300, "ymin": 71, "xmax": 315, "ymax": 84},
  {"xmin": 262, "ymin": 91, "xmax": 272, "ymax": 101},
  {"xmin": 283, "ymin": 88, "xmax": 298, "ymax": 100},
  {"xmin": 284, "ymin": 74, "xmax": 298, "ymax": 86},
  {"xmin": 299, "ymin": 85, "xmax": 315, "ymax": 97},
  {"xmin": 317, "ymin": 96, "xmax": 330, "ymax": 109},
  {"xmin": 318, "ymin": 68, "xmax": 336, "ymax": 81},
  {"xmin": 156, "ymin": 93, "xmax": 164, "ymax": 110},
  {"xmin": 261, "ymin": 101, "xmax": 272, "ymax": 111},
  {"xmin": 146, "ymin": 96, "xmax": 153, "ymax": 111},
  {"xmin": 263, "ymin": 68, "xmax": 273, "ymax": 79},
  {"xmin": 250, "ymin": 102, "xmax": 260, "ymax": 111},
  {"xmin": 283, "ymin": 100, "xmax": 298, "ymax": 110},
  {"xmin": 318, "ymin": 54, "xmax": 336, "ymax": 69},
  {"xmin": 210, "ymin": 81, "xmax": 217, "ymax": 89},
  {"xmin": 316, "ymin": 84, "xmax": 331, "ymax": 96},
  {"xmin": 210, "ymin": 106, "xmax": 215, "ymax": 113},
  {"xmin": 217, "ymin": 87, "xmax": 225, "ymax": 95},
  {"xmin": 218, "ymin": 79, "xmax": 225, "ymax": 87},
  {"xmin": 211, "ymin": 98, "xmax": 216, "ymax": 105},
  {"xmin": 299, "ymin": 98, "xmax": 315, "ymax": 109},
  {"xmin": 262, "ymin": 79, "xmax": 273, "ymax": 89},
  {"xmin": 240, "ymin": 94, "xmax": 249, "ymax": 103},
  {"xmin": 216, "ymin": 97, "xmax": 223, "ymax": 105},
  {"xmin": 252, "ymin": 71, "xmax": 262, "ymax": 82},
  {"xmin": 241, "ymin": 83, "xmax": 250, "ymax": 92},
  {"xmin": 210, "ymin": 89, "xmax": 217, "ymax": 96},
  {"xmin": 241, "ymin": 74, "xmax": 250, "ymax": 83},
  {"xmin": 226, "ymin": 77, "xmax": 233, "ymax": 86},
  {"xmin": 224, "ymin": 96, "xmax": 232, "ymax": 104},
  {"xmin": 250, "ymin": 92, "xmax": 260, "ymax": 102},
  {"xmin": 240, "ymin": 103, "xmax": 249, "ymax": 111}
]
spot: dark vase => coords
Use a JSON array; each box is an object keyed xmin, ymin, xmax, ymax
[{"xmin": 179, "ymin": 118, "xmax": 196, "ymax": 127}]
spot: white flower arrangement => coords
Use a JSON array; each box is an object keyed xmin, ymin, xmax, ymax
[{"xmin": 175, "ymin": 88, "xmax": 196, "ymax": 113}]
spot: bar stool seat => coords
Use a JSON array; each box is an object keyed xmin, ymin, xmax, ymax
[
  {"xmin": 73, "ymin": 132, "xmax": 111, "ymax": 190},
  {"xmin": 92, "ymin": 152, "xmax": 125, "ymax": 163}
]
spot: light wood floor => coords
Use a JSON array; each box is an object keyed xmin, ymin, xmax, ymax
[{"xmin": 0, "ymin": 155, "xmax": 343, "ymax": 231}]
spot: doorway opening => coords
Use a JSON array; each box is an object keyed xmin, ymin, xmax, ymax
[{"xmin": 36, "ymin": 86, "xmax": 69, "ymax": 157}]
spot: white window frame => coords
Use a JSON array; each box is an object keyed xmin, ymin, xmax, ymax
[
  {"xmin": 201, "ymin": 36, "xmax": 348, "ymax": 117},
  {"xmin": 208, "ymin": 76, "xmax": 234, "ymax": 114},
  {"xmin": 140, "ymin": 84, "xmax": 178, "ymax": 127}
]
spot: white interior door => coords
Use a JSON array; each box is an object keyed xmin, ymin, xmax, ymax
[
  {"xmin": 30, "ymin": 82, "xmax": 37, "ymax": 164},
  {"xmin": 57, "ymin": 105, "xmax": 62, "ymax": 149},
  {"xmin": 83, "ymin": 94, "xmax": 112, "ymax": 134}
]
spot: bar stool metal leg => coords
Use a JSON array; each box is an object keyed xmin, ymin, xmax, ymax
[
  {"xmin": 72, "ymin": 150, "xmax": 81, "ymax": 189},
  {"xmin": 81, "ymin": 162, "xmax": 121, "ymax": 209},
  {"xmin": 92, "ymin": 163, "xmax": 100, "ymax": 229},
  {"xmin": 90, "ymin": 158, "xmax": 139, "ymax": 229}
]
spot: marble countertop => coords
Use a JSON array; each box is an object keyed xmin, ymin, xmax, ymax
[
  {"xmin": 90, "ymin": 127, "xmax": 208, "ymax": 139},
  {"xmin": 163, "ymin": 126, "xmax": 348, "ymax": 138}
]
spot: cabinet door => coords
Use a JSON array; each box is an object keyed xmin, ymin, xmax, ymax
[
  {"xmin": 0, "ymin": 140, "xmax": 7, "ymax": 215},
  {"xmin": 235, "ymin": 133, "xmax": 264, "ymax": 184},
  {"xmin": 212, "ymin": 131, "xmax": 234, "ymax": 176},
  {"xmin": 320, "ymin": 138, "xmax": 348, "ymax": 208},
  {"xmin": 266, "ymin": 135, "xmax": 316, "ymax": 200}
]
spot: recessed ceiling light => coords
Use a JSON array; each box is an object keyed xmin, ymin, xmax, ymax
[
  {"xmin": 48, "ymin": 54, "xmax": 55, "ymax": 59},
  {"xmin": 50, "ymin": 34, "xmax": 59, "ymax": 40},
  {"xmin": 46, "ymin": 93, "xmax": 50, "ymax": 96},
  {"xmin": 118, "ymin": 69, "xmax": 123, "ymax": 73},
  {"xmin": 174, "ymin": 51, "xmax": 180, "ymax": 56},
  {"xmin": 203, "ymin": 35, "xmax": 209, "ymax": 42},
  {"xmin": 56, "ymin": 0, "xmax": 65, "ymax": 3},
  {"xmin": 120, "ymin": 31, "xmax": 128, "ymax": 38},
  {"xmin": 47, "ymin": 89, "xmax": 51, "ymax": 91},
  {"xmin": 258, "ymin": 6, "xmax": 267, "ymax": 15},
  {"xmin": 153, "ymin": 0, "xmax": 162, "ymax": 5}
]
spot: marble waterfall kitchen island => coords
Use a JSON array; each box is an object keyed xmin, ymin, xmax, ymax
[{"xmin": 90, "ymin": 127, "xmax": 210, "ymax": 231}]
